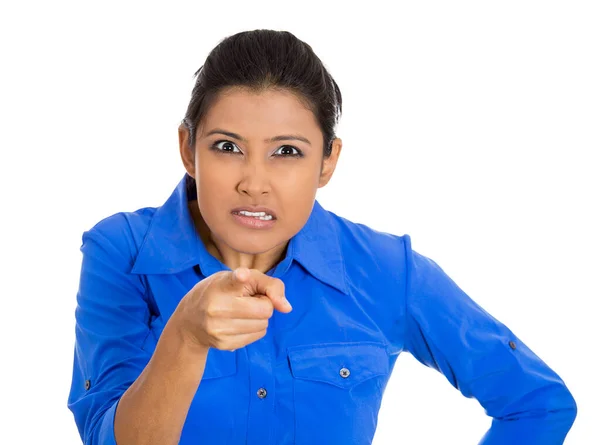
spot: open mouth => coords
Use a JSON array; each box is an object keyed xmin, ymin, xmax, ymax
[{"xmin": 232, "ymin": 210, "xmax": 275, "ymax": 221}]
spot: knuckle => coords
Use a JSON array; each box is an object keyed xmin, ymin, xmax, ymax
[
  {"xmin": 213, "ymin": 339, "xmax": 227, "ymax": 350},
  {"xmin": 205, "ymin": 319, "xmax": 225, "ymax": 336},
  {"xmin": 204, "ymin": 305, "xmax": 216, "ymax": 317},
  {"xmin": 268, "ymin": 278, "xmax": 285, "ymax": 295},
  {"xmin": 256, "ymin": 297, "xmax": 274, "ymax": 318},
  {"xmin": 205, "ymin": 325, "xmax": 218, "ymax": 338},
  {"xmin": 265, "ymin": 304, "xmax": 274, "ymax": 318},
  {"xmin": 210, "ymin": 326, "xmax": 225, "ymax": 337},
  {"xmin": 205, "ymin": 304, "xmax": 224, "ymax": 318}
]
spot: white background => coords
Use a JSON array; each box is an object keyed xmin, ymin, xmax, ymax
[{"xmin": 1, "ymin": 1, "xmax": 598, "ymax": 444}]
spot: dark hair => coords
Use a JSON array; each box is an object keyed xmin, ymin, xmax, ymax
[{"xmin": 182, "ymin": 29, "xmax": 342, "ymax": 158}]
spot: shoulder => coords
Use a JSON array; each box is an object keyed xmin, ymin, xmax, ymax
[
  {"xmin": 327, "ymin": 212, "xmax": 446, "ymax": 291},
  {"xmin": 80, "ymin": 206, "xmax": 157, "ymax": 263},
  {"xmin": 325, "ymin": 209, "xmax": 411, "ymax": 279}
]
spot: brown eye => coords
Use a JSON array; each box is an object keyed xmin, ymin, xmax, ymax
[
  {"xmin": 274, "ymin": 145, "xmax": 300, "ymax": 156},
  {"xmin": 214, "ymin": 140, "xmax": 241, "ymax": 153}
]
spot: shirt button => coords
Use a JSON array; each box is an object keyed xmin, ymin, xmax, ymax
[
  {"xmin": 339, "ymin": 367, "xmax": 350, "ymax": 378},
  {"xmin": 257, "ymin": 388, "xmax": 267, "ymax": 399},
  {"xmin": 84, "ymin": 380, "xmax": 91, "ymax": 390},
  {"xmin": 509, "ymin": 341, "xmax": 517, "ymax": 350}
]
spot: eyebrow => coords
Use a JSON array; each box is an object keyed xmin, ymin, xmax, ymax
[{"xmin": 205, "ymin": 128, "xmax": 311, "ymax": 146}]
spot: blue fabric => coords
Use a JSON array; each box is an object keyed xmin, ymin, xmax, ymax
[{"xmin": 68, "ymin": 174, "xmax": 577, "ymax": 444}]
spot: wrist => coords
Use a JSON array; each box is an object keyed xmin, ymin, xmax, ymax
[{"xmin": 164, "ymin": 314, "xmax": 210, "ymax": 359}]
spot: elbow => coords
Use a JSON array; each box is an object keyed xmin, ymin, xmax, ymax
[
  {"xmin": 545, "ymin": 384, "xmax": 578, "ymax": 437},
  {"xmin": 498, "ymin": 380, "xmax": 578, "ymax": 425},
  {"xmin": 557, "ymin": 385, "xmax": 577, "ymax": 425},
  {"xmin": 533, "ymin": 381, "xmax": 577, "ymax": 429}
]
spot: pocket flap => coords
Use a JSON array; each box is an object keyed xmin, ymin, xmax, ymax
[{"xmin": 287, "ymin": 342, "xmax": 389, "ymax": 389}]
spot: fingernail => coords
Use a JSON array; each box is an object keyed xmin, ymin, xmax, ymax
[{"xmin": 282, "ymin": 296, "xmax": 292, "ymax": 310}]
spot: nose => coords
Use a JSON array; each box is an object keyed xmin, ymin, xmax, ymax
[{"xmin": 237, "ymin": 160, "xmax": 271, "ymax": 197}]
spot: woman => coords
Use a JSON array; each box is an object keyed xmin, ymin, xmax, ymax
[{"xmin": 67, "ymin": 30, "xmax": 577, "ymax": 444}]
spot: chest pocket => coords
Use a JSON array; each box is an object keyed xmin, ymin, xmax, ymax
[{"xmin": 287, "ymin": 342, "xmax": 391, "ymax": 445}]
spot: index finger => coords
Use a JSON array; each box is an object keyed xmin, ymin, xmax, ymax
[{"xmin": 229, "ymin": 268, "xmax": 292, "ymax": 313}]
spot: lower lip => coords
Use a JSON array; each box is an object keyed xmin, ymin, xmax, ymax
[{"xmin": 231, "ymin": 213, "xmax": 277, "ymax": 229}]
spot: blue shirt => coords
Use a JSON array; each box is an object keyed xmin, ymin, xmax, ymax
[{"xmin": 68, "ymin": 174, "xmax": 577, "ymax": 444}]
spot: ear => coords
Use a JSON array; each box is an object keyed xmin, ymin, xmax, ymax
[
  {"xmin": 318, "ymin": 138, "xmax": 342, "ymax": 188},
  {"xmin": 178, "ymin": 123, "xmax": 196, "ymax": 179}
]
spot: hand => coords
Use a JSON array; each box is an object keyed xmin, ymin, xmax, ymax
[{"xmin": 173, "ymin": 267, "xmax": 292, "ymax": 351}]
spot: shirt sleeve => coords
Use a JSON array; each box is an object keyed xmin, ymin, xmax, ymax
[
  {"xmin": 67, "ymin": 220, "xmax": 153, "ymax": 445},
  {"xmin": 402, "ymin": 236, "xmax": 577, "ymax": 444}
]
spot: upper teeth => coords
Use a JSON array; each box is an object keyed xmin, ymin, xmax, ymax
[{"xmin": 238, "ymin": 210, "xmax": 273, "ymax": 220}]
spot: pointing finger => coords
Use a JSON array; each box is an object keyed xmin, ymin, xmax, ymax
[{"xmin": 229, "ymin": 268, "xmax": 292, "ymax": 313}]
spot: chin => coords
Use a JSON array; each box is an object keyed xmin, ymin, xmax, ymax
[{"xmin": 223, "ymin": 231, "xmax": 283, "ymax": 255}]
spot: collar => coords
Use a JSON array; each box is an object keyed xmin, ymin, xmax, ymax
[
  {"xmin": 131, "ymin": 174, "xmax": 348, "ymax": 295},
  {"xmin": 289, "ymin": 200, "xmax": 348, "ymax": 295}
]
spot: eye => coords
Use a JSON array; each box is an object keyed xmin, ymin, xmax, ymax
[
  {"xmin": 273, "ymin": 145, "xmax": 302, "ymax": 157},
  {"xmin": 212, "ymin": 140, "xmax": 242, "ymax": 153}
]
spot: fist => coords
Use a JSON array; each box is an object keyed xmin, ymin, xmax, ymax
[{"xmin": 173, "ymin": 267, "xmax": 292, "ymax": 351}]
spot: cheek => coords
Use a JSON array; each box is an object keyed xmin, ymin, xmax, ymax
[
  {"xmin": 195, "ymin": 160, "xmax": 236, "ymax": 215},
  {"xmin": 276, "ymin": 161, "xmax": 322, "ymax": 190},
  {"xmin": 275, "ymin": 167, "xmax": 321, "ymax": 217},
  {"xmin": 281, "ymin": 174, "xmax": 319, "ymax": 203},
  {"xmin": 197, "ymin": 151, "xmax": 243, "ymax": 183}
]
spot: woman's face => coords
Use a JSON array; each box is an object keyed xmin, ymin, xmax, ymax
[{"xmin": 179, "ymin": 87, "xmax": 342, "ymax": 257}]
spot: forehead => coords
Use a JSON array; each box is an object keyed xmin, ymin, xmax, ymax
[{"xmin": 200, "ymin": 87, "xmax": 321, "ymax": 136}]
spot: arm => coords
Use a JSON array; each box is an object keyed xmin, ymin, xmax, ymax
[
  {"xmin": 114, "ymin": 318, "xmax": 209, "ymax": 445},
  {"xmin": 401, "ymin": 237, "xmax": 577, "ymax": 444},
  {"xmin": 67, "ymin": 222, "xmax": 208, "ymax": 445}
]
